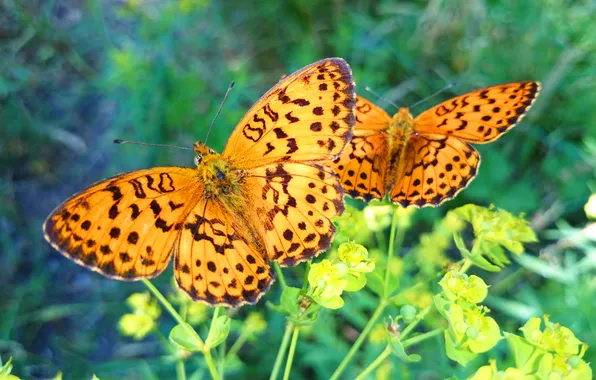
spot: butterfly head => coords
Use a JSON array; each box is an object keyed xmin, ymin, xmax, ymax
[
  {"xmin": 388, "ymin": 108, "xmax": 415, "ymax": 140},
  {"xmin": 193, "ymin": 140, "xmax": 244, "ymax": 199},
  {"xmin": 193, "ymin": 140, "xmax": 217, "ymax": 165},
  {"xmin": 392, "ymin": 108, "xmax": 414, "ymax": 127}
]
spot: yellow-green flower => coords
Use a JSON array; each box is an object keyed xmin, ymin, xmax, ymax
[
  {"xmin": 447, "ymin": 304, "xmax": 501, "ymax": 353},
  {"xmin": 520, "ymin": 316, "xmax": 584, "ymax": 357},
  {"xmin": 439, "ymin": 271, "xmax": 488, "ymax": 304},
  {"xmin": 585, "ymin": 194, "xmax": 596, "ymax": 219},
  {"xmin": 308, "ymin": 259, "xmax": 348, "ymax": 309},
  {"xmin": 337, "ymin": 241, "xmax": 375, "ymax": 274},
  {"xmin": 186, "ymin": 303, "xmax": 209, "ymax": 326},
  {"xmin": 468, "ymin": 360, "xmax": 533, "ymax": 380},
  {"xmin": 118, "ymin": 292, "xmax": 161, "ymax": 340},
  {"xmin": 118, "ymin": 313, "xmax": 156, "ymax": 340},
  {"xmin": 363, "ymin": 204, "xmax": 393, "ymax": 231},
  {"xmin": 453, "ymin": 205, "xmax": 537, "ymax": 255},
  {"xmin": 244, "ymin": 312, "xmax": 267, "ymax": 338},
  {"xmin": 126, "ymin": 292, "xmax": 161, "ymax": 320},
  {"xmin": 412, "ymin": 212, "xmax": 464, "ymax": 275},
  {"xmin": 395, "ymin": 205, "xmax": 416, "ymax": 229},
  {"xmin": 333, "ymin": 206, "xmax": 371, "ymax": 244}
]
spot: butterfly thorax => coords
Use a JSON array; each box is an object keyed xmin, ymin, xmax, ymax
[
  {"xmin": 193, "ymin": 141, "xmax": 245, "ymax": 204},
  {"xmin": 385, "ymin": 108, "xmax": 414, "ymax": 190}
]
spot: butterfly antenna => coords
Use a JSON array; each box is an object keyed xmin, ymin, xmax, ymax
[
  {"xmin": 409, "ymin": 82, "xmax": 456, "ymax": 110},
  {"xmin": 204, "ymin": 81, "xmax": 235, "ymax": 146},
  {"xmin": 364, "ymin": 86, "xmax": 400, "ymax": 110},
  {"xmin": 113, "ymin": 140, "xmax": 193, "ymax": 151}
]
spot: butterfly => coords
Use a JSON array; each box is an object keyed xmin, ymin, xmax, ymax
[
  {"xmin": 331, "ymin": 81, "xmax": 540, "ymax": 207},
  {"xmin": 43, "ymin": 58, "xmax": 356, "ymax": 307}
]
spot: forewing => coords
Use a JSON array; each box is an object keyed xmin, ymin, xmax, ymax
[
  {"xmin": 389, "ymin": 134, "xmax": 480, "ymax": 208},
  {"xmin": 175, "ymin": 198, "xmax": 273, "ymax": 307},
  {"xmin": 43, "ymin": 168, "xmax": 201, "ymax": 279},
  {"xmin": 244, "ymin": 163, "xmax": 343, "ymax": 266},
  {"xmin": 223, "ymin": 58, "xmax": 356, "ymax": 168},
  {"xmin": 414, "ymin": 81, "xmax": 540, "ymax": 143}
]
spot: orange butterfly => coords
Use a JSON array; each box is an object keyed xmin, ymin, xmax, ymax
[
  {"xmin": 332, "ymin": 81, "xmax": 540, "ymax": 207},
  {"xmin": 44, "ymin": 58, "xmax": 356, "ymax": 307}
]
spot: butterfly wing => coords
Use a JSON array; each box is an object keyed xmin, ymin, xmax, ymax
[
  {"xmin": 222, "ymin": 58, "xmax": 356, "ymax": 167},
  {"xmin": 174, "ymin": 197, "xmax": 273, "ymax": 307},
  {"xmin": 43, "ymin": 168, "xmax": 201, "ymax": 279},
  {"xmin": 331, "ymin": 96, "xmax": 391, "ymax": 201},
  {"xmin": 389, "ymin": 134, "xmax": 480, "ymax": 207},
  {"xmin": 414, "ymin": 81, "xmax": 540, "ymax": 143},
  {"xmin": 243, "ymin": 163, "xmax": 343, "ymax": 266}
]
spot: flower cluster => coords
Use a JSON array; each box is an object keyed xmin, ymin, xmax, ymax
[
  {"xmin": 585, "ymin": 194, "xmax": 596, "ymax": 219},
  {"xmin": 435, "ymin": 272, "xmax": 500, "ymax": 365},
  {"xmin": 118, "ymin": 292, "xmax": 161, "ymax": 340},
  {"xmin": 308, "ymin": 242, "xmax": 375, "ymax": 309},
  {"xmin": 450, "ymin": 204, "xmax": 538, "ymax": 271},
  {"xmin": 413, "ymin": 211, "xmax": 465, "ymax": 276},
  {"xmin": 470, "ymin": 316, "xmax": 592, "ymax": 379}
]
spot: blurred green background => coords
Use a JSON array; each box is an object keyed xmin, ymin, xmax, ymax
[{"xmin": 1, "ymin": 0, "xmax": 595, "ymax": 379}]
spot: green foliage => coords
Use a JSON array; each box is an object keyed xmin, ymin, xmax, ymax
[{"xmin": 2, "ymin": 0, "xmax": 596, "ymax": 379}]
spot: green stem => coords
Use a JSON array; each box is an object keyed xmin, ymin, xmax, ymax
[
  {"xmin": 203, "ymin": 350, "xmax": 220, "ymax": 380},
  {"xmin": 384, "ymin": 206, "xmax": 405, "ymax": 298},
  {"xmin": 301, "ymin": 261, "xmax": 312, "ymax": 291},
  {"xmin": 354, "ymin": 346, "xmax": 391, "ymax": 380},
  {"xmin": 270, "ymin": 322, "xmax": 294, "ymax": 380},
  {"xmin": 401, "ymin": 327, "xmax": 444, "ymax": 348},
  {"xmin": 273, "ymin": 262, "xmax": 287, "ymax": 289},
  {"xmin": 283, "ymin": 325, "xmax": 300, "ymax": 380},
  {"xmin": 141, "ymin": 279, "xmax": 220, "ymax": 380},
  {"xmin": 176, "ymin": 360, "xmax": 187, "ymax": 380},
  {"xmin": 355, "ymin": 328, "xmax": 445, "ymax": 380},
  {"xmin": 142, "ymin": 279, "xmax": 202, "ymax": 344},
  {"xmin": 226, "ymin": 332, "xmax": 248, "ymax": 360},
  {"xmin": 459, "ymin": 258, "xmax": 472, "ymax": 274},
  {"xmin": 329, "ymin": 301, "xmax": 387, "ymax": 380},
  {"xmin": 400, "ymin": 305, "xmax": 432, "ymax": 340},
  {"xmin": 210, "ymin": 307, "xmax": 221, "ymax": 329},
  {"xmin": 218, "ymin": 331, "xmax": 226, "ymax": 379}
]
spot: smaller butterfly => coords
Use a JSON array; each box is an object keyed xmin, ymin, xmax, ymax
[{"xmin": 332, "ymin": 81, "xmax": 540, "ymax": 207}]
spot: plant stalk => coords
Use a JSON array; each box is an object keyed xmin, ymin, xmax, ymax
[
  {"xmin": 283, "ymin": 325, "xmax": 300, "ymax": 380},
  {"xmin": 269, "ymin": 322, "xmax": 294, "ymax": 380}
]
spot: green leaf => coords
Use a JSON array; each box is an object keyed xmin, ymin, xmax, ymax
[
  {"xmin": 280, "ymin": 287, "xmax": 302, "ymax": 316},
  {"xmin": 444, "ymin": 329, "xmax": 477, "ymax": 366},
  {"xmin": 314, "ymin": 295, "xmax": 344, "ymax": 310},
  {"xmin": 344, "ymin": 273, "xmax": 367, "ymax": 292},
  {"xmin": 0, "ymin": 357, "xmax": 13, "ymax": 376},
  {"xmin": 453, "ymin": 231, "xmax": 471, "ymax": 257},
  {"xmin": 433, "ymin": 293, "xmax": 452, "ymax": 318},
  {"xmin": 505, "ymin": 332, "xmax": 544, "ymax": 372},
  {"xmin": 390, "ymin": 339, "xmax": 421, "ymax": 362},
  {"xmin": 365, "ymin": 270, "xmax": 385, "ymax": 297},
  {"xmin": 205, "ymin": 315, "xmax": 231, "ymax": 350},
  {"xmin": 169, "ymin": 323, "xmax": 204, "ymax": 352},
  {"xmin": 366, "ymin": 263, "xmax": 399, "ymax": 297}
]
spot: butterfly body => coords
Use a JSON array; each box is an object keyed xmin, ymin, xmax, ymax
[
  {"xmin": 194, "ymin": 141, "xmax": 246, "ymax": 202},
  {"xmin": 333, "ymin": 81, "xmax": 540, "ymax": 207},
  {"xmin": 44, "ymin": 58, "xmax": 356, "ymax": 307}
]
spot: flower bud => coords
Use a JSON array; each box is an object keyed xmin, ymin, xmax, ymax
[{"xmin": 400, "ymin": 305, "xmax": 417, "ymax": 323}]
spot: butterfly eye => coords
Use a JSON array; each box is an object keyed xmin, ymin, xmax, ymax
[{"xmin": 194, "ymin": 155, "xmax": 202, "ymax": 166}]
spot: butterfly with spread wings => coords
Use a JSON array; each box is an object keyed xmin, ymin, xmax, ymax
[
  {"xmin": 332, "ymin": 81, "xmax": 540, "ymax": 207},
  {"xmin": 44, "ymin": 58, "xmax": 356, "ymax": 307}
]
